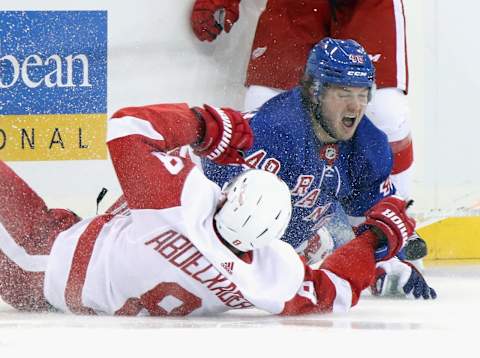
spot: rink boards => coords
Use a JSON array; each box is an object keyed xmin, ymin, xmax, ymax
[{"xmin": 419, "ymin": 216, "xmax": 480, "ymax": 261}]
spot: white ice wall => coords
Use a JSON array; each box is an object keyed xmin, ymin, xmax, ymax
[
  {"xmin": 3, "ymin": 0, "xmax": 265, "ymax": 217},
  {"xmin": 405, "ymin": 0, "xmax": 480, "ymax": 216},
  {"xmin": 3, "ymin": 0, "xmax": 479, "ymax": 219}
]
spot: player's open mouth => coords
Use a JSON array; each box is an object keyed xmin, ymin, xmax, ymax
[{"xmin": 342, "ymin": 115, "xmax": 356, "ymax": 128}]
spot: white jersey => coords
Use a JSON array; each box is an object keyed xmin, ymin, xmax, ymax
[
  {"xmin": 41, "ymin": 103, "xmax": 373, "ymax": 316},
  {"xmin": 44, "ymin": 166, "xmax": 305, "ymax": 315}
]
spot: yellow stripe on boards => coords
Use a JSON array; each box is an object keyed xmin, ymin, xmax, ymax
[
  {"xmin": 418, "ymin": 216, "xmax": 480, "ymax": 260},
  {"xmin": 0, "ymin": 114, "xmax": 107, "ymax": 161}
]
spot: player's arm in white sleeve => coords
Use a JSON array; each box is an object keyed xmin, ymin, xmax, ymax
[
  {"xmin": 281, "ymin": 230, "xmax": 378, "ymax": 315},
  {"xmin": 107, "ymin": 103, "xmax": 201, "ymax": 210},
  {"xmin": 106, "ymin": 103, "xmax": 253, "ymax": 210}
]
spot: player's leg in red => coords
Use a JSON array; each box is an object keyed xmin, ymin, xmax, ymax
[{"xmin": 0, "ymin": 161, "xmax": 81, "ymax": 311}]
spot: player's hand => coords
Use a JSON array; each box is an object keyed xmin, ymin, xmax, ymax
[
  {"xmin": 192, "ymin": 105, "xmax": 253, "ymax": 166},
  {"xmin": 191, "ymin": 0, "xmax": 240, "ymax": 42},
  {"xmin": 364, "ymin": 195, "xmax": 416, "ymax": 261},
  {"xmin": 370, "ymin": 257, "xmax": 437, "ymax": 300}
]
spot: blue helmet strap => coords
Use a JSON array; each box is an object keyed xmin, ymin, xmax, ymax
[
  {"xmin": 302, "ymin": 88, "xmax": 339, "ymax": 142},
  {"xmin": 313, "ymin": 102, "xmax": 338, "ymax": 141},
  {"xmin": 302, "ymin": 81, "xmax": 340, "ymax": 141}
]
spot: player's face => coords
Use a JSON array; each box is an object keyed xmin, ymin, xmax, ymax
[{"xmin": 318, "ymin": 85, "xmax": 369, "ymax": 141}]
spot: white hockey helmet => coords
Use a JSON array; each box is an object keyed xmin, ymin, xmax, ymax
[{"xmin": 214, "ymin": 169, "xmax": 292, "ymax": 252}]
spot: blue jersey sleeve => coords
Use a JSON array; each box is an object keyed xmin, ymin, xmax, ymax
[{"xmin": 340, "ymin": 119, "xmax": 395, "ymax": 217}]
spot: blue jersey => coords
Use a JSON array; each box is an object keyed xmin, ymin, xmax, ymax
[{"xmin": 203, "ymin": 87, "xmax": 395, "ymax": 248}]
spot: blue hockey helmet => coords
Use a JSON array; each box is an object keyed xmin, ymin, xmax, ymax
[{"xmin": 304, "ymin": 37, "xmax": 375, "ymax": 91}]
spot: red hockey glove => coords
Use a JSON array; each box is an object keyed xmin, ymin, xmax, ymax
[
  {"xmin": 192, "ymin": 105, "xmax": 253, "ymax": 166},
  {"xmin": 364, "ymin": 196, "xmax": 416, "ymax": 262},
  {"xmin": 191, "ymin": 0, "xmax": 240, "ymax": 41}
]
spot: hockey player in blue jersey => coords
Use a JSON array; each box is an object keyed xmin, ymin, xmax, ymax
[{"xmin": 202, "ymin": 37, "xmax": 435, "ymax": 299}]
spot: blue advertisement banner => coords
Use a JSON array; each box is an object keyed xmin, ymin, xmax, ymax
[{"xmin": 0, "ymin": 11, "xmax": 107, "ymax": 115}]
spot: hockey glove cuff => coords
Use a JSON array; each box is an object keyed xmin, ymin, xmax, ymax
[
  {"xmin": 364, "ymin": 196, "xmax": 416, "ymax": 261},
  {"xmin": 192, "ymin": 105, "xmax": 253, "ymax": 166}
]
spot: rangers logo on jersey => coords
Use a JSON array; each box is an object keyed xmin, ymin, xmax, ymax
[{"xmin": 319, "ymin": 144, "xmax": 339, "ymax": 166}]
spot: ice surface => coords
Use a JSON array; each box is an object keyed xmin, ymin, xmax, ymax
[{"xmin": 0, "ymin": 263, "xmax": 479, "ymax": 357}]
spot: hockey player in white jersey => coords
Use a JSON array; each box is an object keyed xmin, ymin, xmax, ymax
[{"xmin": 0, "ymin": 102, "xmax": 422, "ymax": 316}]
